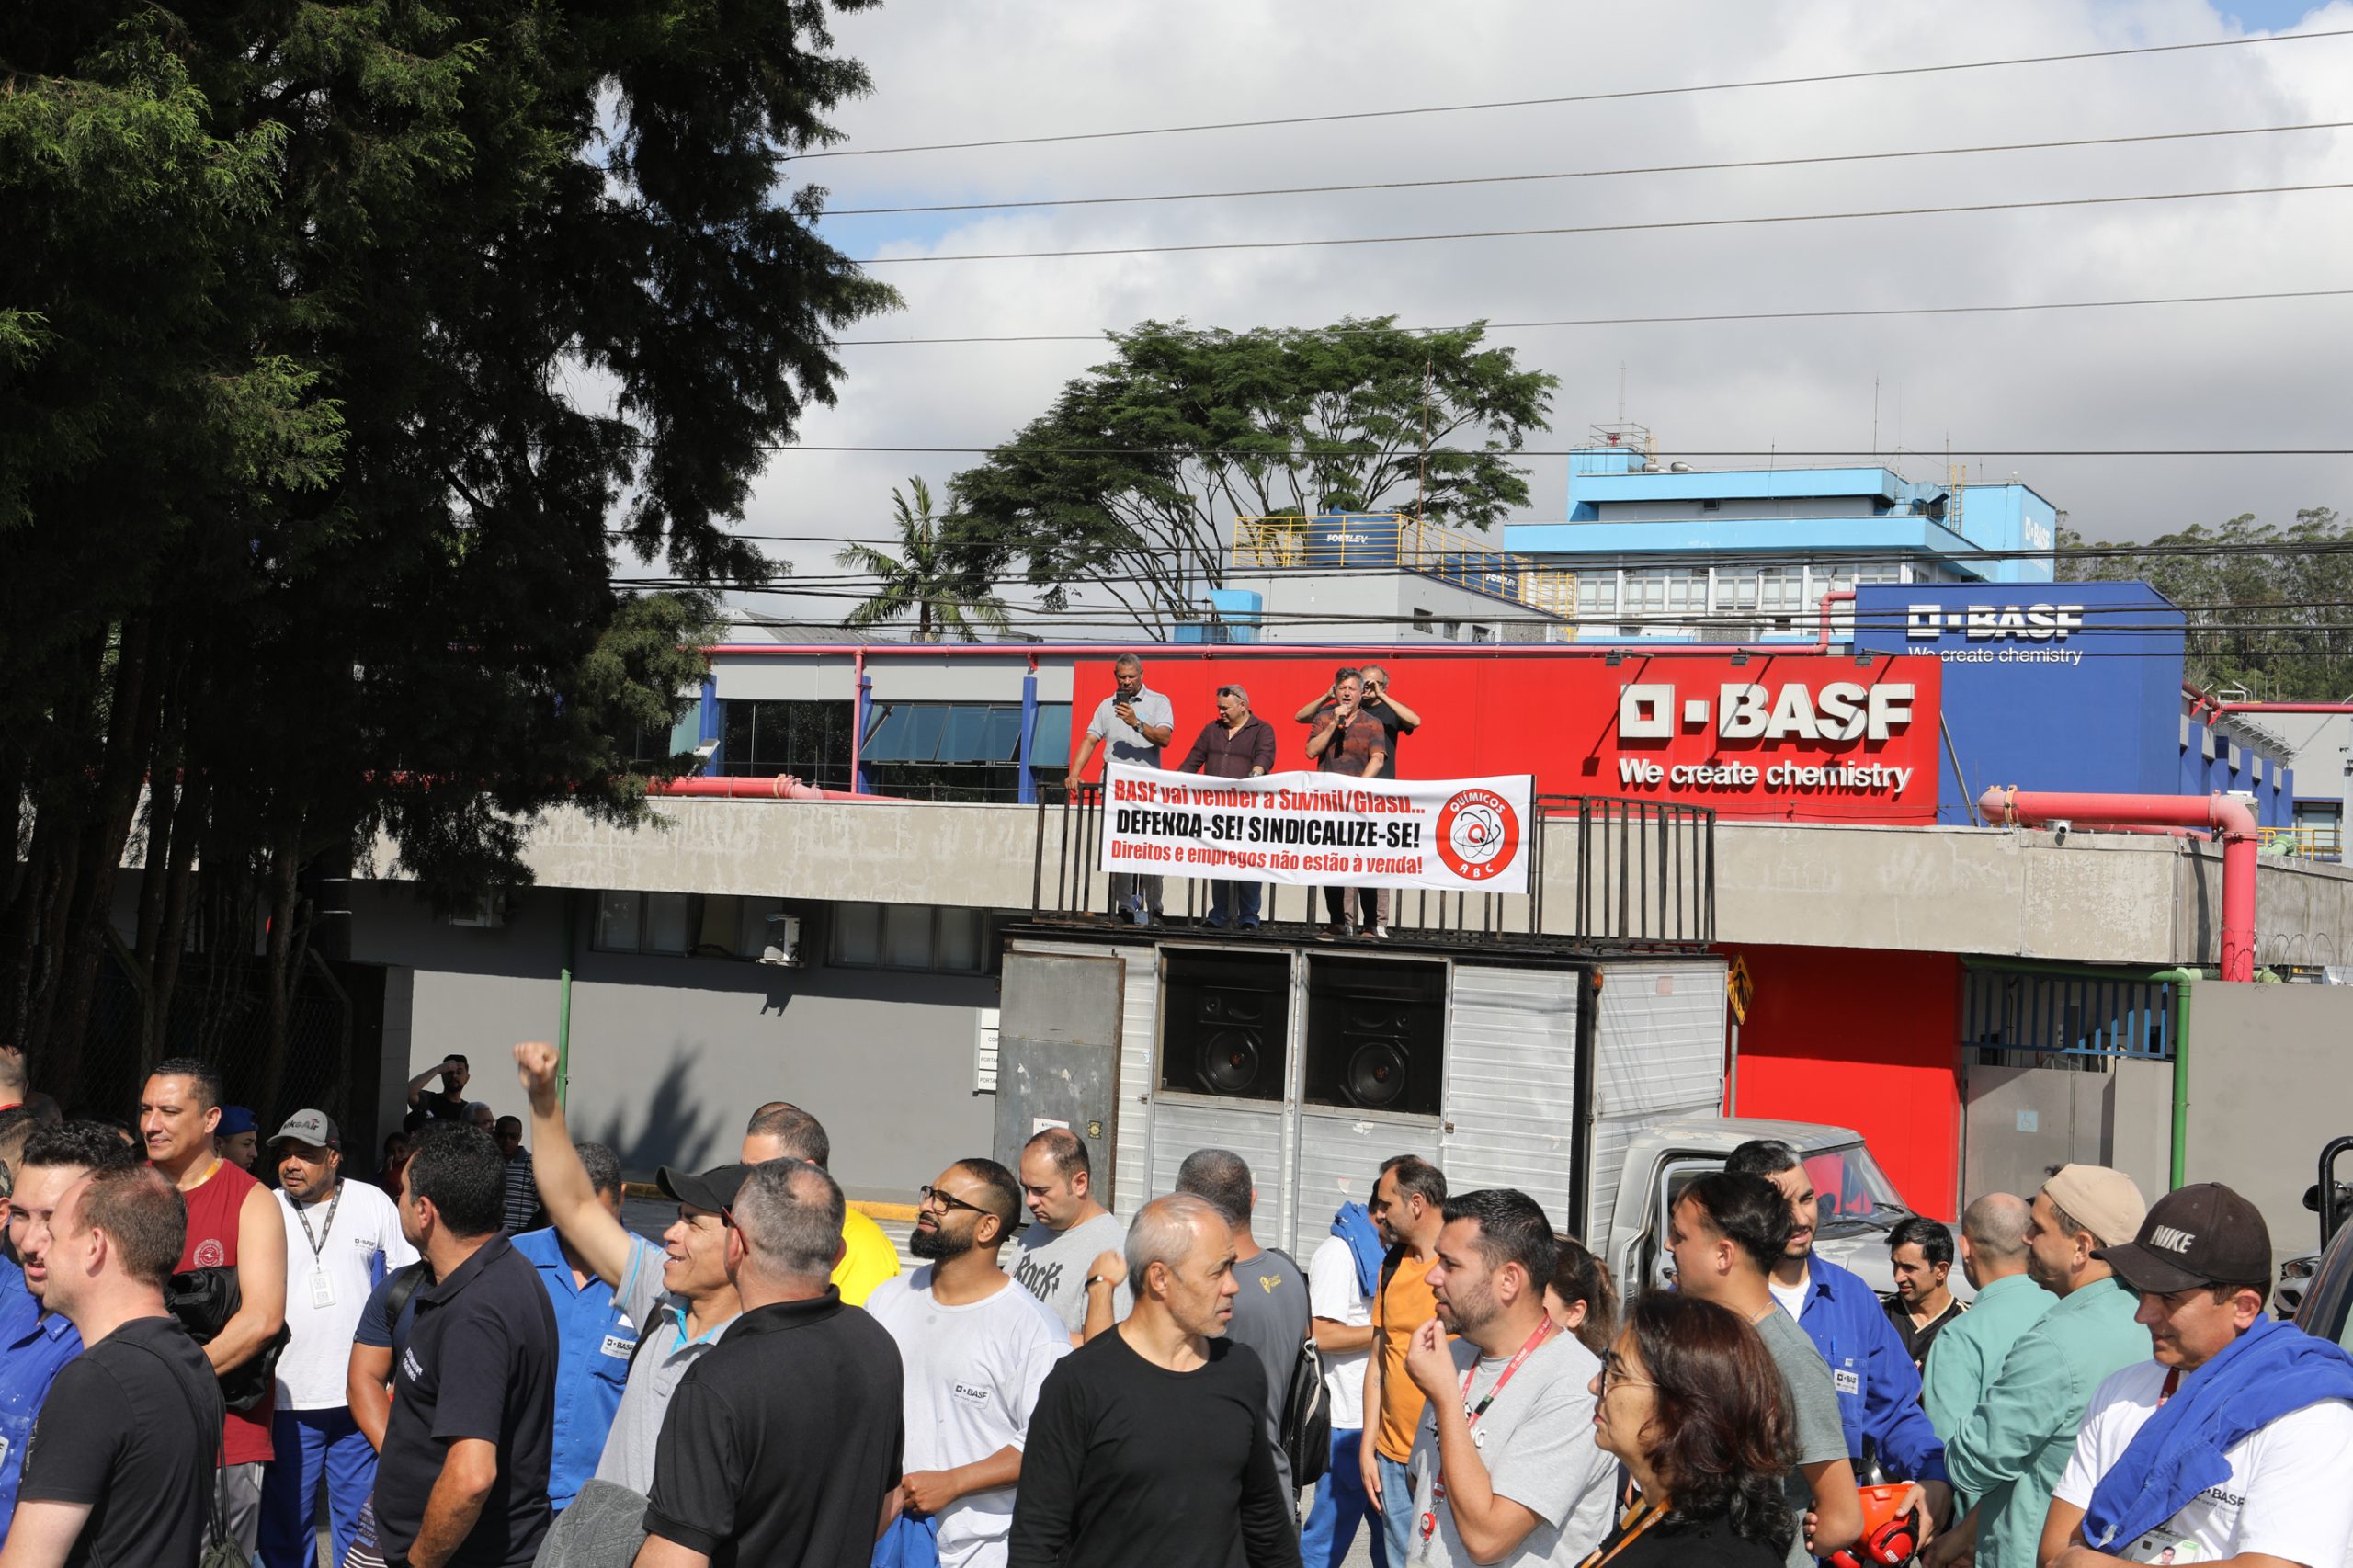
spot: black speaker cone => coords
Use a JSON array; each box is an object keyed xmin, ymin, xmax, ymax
[
  {"xmin": 1197, "ymin": 1028, "xmax": 1264, "ymax": 1095},
  {"xmin": 1344, "ymin": 1040, "xmax": 1408, "ymax": 1108}
]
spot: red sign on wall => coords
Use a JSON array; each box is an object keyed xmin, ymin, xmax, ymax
[{"xmin": 1071, "ymin": 650, "xmax": 1943, "ymax": 823}]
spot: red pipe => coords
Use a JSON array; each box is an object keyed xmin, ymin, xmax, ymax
[
  {"xmin": 1976, "ymin": 786, "xmax": 2258, "ymax": 982},
  {"xmin": 651, "ymin": 775, "xmax": 885, "ymax": 802},
  {"xmin": 2214, "ymin": 702, "xmax": 2353, "ymax": 714}
]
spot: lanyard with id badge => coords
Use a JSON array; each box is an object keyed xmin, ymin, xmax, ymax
[
  {"xmin": 1419, "ymin": 1318, "xmax": 1556, "ymax": 1562},
  {"xmin": 292, "ymin": 1182, "xmax": 345, "ymax": 1308}
]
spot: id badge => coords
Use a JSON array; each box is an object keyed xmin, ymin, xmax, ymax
[{"xmin": 310, "ymin": 1269, "xmax": 335, "ymax": 1309}]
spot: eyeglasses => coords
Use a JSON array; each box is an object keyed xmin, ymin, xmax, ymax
[
  {"xmin": 1598, "ymin": 1358, "xmax": 1657, "ymax": 1396},
  {"xmin": 918, "ymin": 1184, "xmax": 991, "ymax": 1218}
]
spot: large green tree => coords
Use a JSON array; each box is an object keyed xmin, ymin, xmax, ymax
[
  {"xmin": 949, "ymin": 317, "xmax": 1558, "ymax": 635},
  {"xmin": 0, "ymin": 1, "xmax": 894, "ymax": 1105},
  {"xmin": 2062, "ymin": 508, "xmax": 2353, "ymax": 699}
]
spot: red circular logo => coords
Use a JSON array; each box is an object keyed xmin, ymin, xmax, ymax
[{"xmin": 1435, "ymin": 789, "xmax": 1520, "ymax": 881}]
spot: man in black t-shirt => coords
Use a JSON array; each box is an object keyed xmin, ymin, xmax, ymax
[
  {"xmin": 640, "ymin": 1157, "xmax": 904, "ymax": 1567},
  {"xmin": 11, "ymin": 1163, "xmax": 222, "ymax": 1568},
  {"xmin": 374, "ymin": 1123, "xmax": 558, "ymax": 1568},
  {"xmin": 1008, "ymin": 1193, "xmax": 1300, "ymax": 1568}
]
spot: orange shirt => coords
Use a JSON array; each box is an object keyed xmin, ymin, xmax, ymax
[{"xmin": 1370, "ymin": 1250, "xmax": 1443, "ymax": 1461}]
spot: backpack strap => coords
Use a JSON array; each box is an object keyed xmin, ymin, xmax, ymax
[{"xmin": 381, "ymin": 1260, "xmax": 430, "ymax": 1333}]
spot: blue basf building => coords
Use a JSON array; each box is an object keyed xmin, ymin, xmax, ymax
[{"xmin": 1855, "ymin": 582, "xmax": 2297, "ymax": 826}]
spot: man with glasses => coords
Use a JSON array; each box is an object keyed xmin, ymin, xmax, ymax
[
  {"xmin": 1176, "ymin": 684, "xmax": 1276, "ymax": 929},
  {"xmin": 511, "ymin": 1041, "xmax": 745, "ymax": 1503},
  {"xmin": 865, "ymin": 1160, "xmax": 1069, "ymax": 1568}
]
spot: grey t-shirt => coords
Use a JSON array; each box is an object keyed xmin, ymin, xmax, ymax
[
  {"xmin": 1086, "ymin": 687, "xmax": 1174, "ymax": 768},
  {"xmin": 1009, "ymin": 1210, "xmax": 1132, "ymax": 1336},
  {"xmin": 592, "ymin": 1234, "xmax": 739, "ymax": 1495},
  {"xmin": 1756, "ymin": 1305, "xmax": 1848, "ymax": 1568},
  {"xmin": 1227, "ymin": 1246, "xmax": 1311, "ymax": 1501},
  {"xmin": 1407, "ymin": 1329, "xmax": 1617, "ymax": 1568}
]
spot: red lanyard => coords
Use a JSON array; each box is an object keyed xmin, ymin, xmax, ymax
[{"xmin": 1421, "ymin": 1319, "xmax": 1558, "ymax": 1545}]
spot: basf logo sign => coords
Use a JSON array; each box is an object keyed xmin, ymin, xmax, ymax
[{"xmin": 1858, "ymin": 583, "xmax": 2186, "ymax": 822}]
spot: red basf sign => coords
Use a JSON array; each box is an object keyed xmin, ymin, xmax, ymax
[{"xmin": 1071, "ymin": 649, "xmax": 1943, "ymax": 823}]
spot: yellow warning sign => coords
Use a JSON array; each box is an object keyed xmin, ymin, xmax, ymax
[{"xmin": 1726, "ymin": 955, "xmax": 1755, "ymax": 1025}]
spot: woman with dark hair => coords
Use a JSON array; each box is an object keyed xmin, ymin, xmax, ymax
[
  {"xmin": 1546, "ymin": 1233, "xmax": 1620, "ymax": 1357},
  {"xmin": 1582, "ymin": 1292, "xmax": 1795, "ymax": 1566}
]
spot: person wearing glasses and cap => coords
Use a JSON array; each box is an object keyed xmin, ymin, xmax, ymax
[{"xmin": 863, "ymin": 1160, "xmax": 1070, "ymax": 1568}]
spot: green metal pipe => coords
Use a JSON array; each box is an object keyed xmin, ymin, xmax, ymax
[
  {"xmin": 557, "ymin": 891, "xmax": 577, "ymax": 1110},
  {"xmin": 1966, "ymin": 956, "xmax": 2203, "ymax": 1190},
  {"xmin": 2147, "ymin": 967, "xmax": 2200, "ymax": 1191}
]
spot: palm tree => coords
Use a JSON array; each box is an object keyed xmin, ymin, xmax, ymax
[{"xmin": 836, "ymin": 477, "xmax": 1014, "ymax": 642}]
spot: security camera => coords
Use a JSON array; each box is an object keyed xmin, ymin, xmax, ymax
[{"xmin": 2051, "ymin": 820, "xmax": 2071, "ymax": 846}]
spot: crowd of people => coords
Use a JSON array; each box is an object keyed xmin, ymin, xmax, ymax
[
  {"xmin": 1070, "ymin": 653, "xmax": 1422, "ymax": 937},
  {"xmin": 0, "ymin": 1042, "xmax": 2346, "ymax": 1568}
]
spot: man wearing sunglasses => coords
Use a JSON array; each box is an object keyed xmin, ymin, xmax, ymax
[{"xmin": 865, "ymin": 1162, "xmax": 1071, "ymax": 1568}]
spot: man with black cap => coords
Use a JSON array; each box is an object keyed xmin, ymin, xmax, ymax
[
  {"xmin": 261, "ymin": 1108, "xmax": 418, "ymax": 1568},
  {"xmin": 2041, "ymin": 1182, "xmax": 2353, "ymax": 1567},
  {"xmin": 512, "ymin": 1041, "xmax": 745, "ymax": 1501}
]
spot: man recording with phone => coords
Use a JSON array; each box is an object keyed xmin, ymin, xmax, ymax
[{"xmin": 1067, "ymin": 653, "xmax": 1176, "ymax": 927}]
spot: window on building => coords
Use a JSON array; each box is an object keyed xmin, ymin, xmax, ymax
[
  {"xmin": 1470, "ymin": 623, "xmax": 1494, "ymax": 643},
  {"xmin": 829, "ymin": 903, "xmax": 990, "ymax": 973},
  {"xmin": 719, "ymin": 700, "xmax": 854, "ymax": 790},
  {"xmin": 862, "ymin": 700, "xmax": 1062, "ymax": 802},
  {"xmin": 594, "ymin": 891, "xmax": 791, "ymax": 958},
  {"xmin": 1576, "ymin": 575, "xmax": 1617, "ymax": 616},
  {"xmin": 1623, "ymin": 572, "xmax": 1666, "ymax": 613},
  {"xmin": 1717, "ymin": 570, "xmax": 1759, "ymax": 610},
  {"xmin": 1662, "ymin": 567, "xmax": 1706, "ymax": 612},
  {"xmin": 1412, "ymin": 608, "xmax": 1436, "ymax": 635},
  {"xmin": 1851, "ymin": 561, "xmax": 1904, "ymax": 585},
  {"xmin": 1757, "ymin": 566, "xmax": 1807, "ymax": 613}
]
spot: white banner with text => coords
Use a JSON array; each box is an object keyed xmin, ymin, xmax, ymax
[{"xmin": 1099, "ymin": 764, "xmax": 1534, "ymax": 894}]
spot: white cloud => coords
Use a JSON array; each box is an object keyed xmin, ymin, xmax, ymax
[{"xmin": 716, "ymin": 0, "xmax": 2353, "ymax": 631}]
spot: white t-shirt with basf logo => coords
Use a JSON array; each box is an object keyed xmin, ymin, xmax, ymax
[
  {"xmin": 2052, "ymin": 1358, "xmax": 2353, "ymax": 1565},
  {"xmin": 274, "ymin": 1178, "xmax": 419, "ymax": 1409},
  {"xmin": 864, "ymin": 1268, "xmax": 1072, "ymax": 1568}
]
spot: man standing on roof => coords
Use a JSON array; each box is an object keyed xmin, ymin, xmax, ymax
[
  {"xmin": 1066, "ymin": 653, "xmax": 1175, "ymax": 926},
  {"xmin": 1176, "ymin": 685, "xmax": 1276, "ymax": 930}
]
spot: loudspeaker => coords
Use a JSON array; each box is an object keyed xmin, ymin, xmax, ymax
[
  {"xmin": 1304, "ymin": 957, "xmax": 1444, "ymax": 1117},
  {"xmin": 1160, "ymin": 950, "xmax": 1291, "ymax": 1103}
]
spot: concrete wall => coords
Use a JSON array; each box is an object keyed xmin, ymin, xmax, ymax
[
  {"xmin": 2183, "ymin": 982, "xmax": 2353, "ymax": 1278},
  {"xmin": 429, "ymin": 801, "xmax": 2353, "ymax": 971},
  {"xmin": 349, "ymin": 883, "xmax": 996, "ymax": 1199}
]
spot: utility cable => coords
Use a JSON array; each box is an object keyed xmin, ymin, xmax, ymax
[
  {"xmin": 832, "ymin": 287, "xmax": 2353, "ymax": 346},
  {"xmin": 850, "ymin": 180, "xmax": 2353, "ymax": 264},
  {"xmin": 825, "ymin": 119, "xmax": 2353, "ymax": 216},
  {"xmin": 795, "ymin": 28, "xmax": 2353, "ymax": 160}
]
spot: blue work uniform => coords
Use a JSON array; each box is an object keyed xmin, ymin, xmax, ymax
[
  {"xmin": 1790, "ymin": 1255, "xmax": 1950, "ymax": 1482},
  {"xmin": 510, "ymin": 1226, "xmax": 639, "ymax": 1510},
  {"xmin": 0, "ymin": 1262, "xmax": 81, "ymax": 1546}
]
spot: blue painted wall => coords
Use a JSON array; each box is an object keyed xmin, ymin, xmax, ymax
[{"xmin": 1856, "ymin": 583, "xmax": 2186, "ymax": 824}]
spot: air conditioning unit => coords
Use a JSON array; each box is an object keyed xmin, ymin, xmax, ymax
[
  {"xmin": 759, "ymin": 914, "xmax": 804, "ymax": 967},
  {"xmin": 447, "ymin": 892, "xmax": 506, "ymax": 929}
]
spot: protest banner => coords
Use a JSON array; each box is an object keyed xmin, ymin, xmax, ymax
[{"xmin": 1099, "ymin": 763, "xmax": 1535, "ymax": 895}]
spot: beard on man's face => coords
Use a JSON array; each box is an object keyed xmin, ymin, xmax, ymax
[{"xmin": 909, "ymin": 1221, "xmax": 975, "ymax": 1262}]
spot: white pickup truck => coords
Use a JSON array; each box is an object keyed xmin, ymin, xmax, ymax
[{"xmin": 993, "ymin": 935, "xmax": 1932, "ymax": 1278}]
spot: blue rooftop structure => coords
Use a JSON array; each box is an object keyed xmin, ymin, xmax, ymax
[{"xmin": 1504, "ymin": 426, "xmax": 2058, "ymax": 641}]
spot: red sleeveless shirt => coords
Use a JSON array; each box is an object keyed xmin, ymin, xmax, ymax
[{"xmin": 177, "ymin": 1158, "xmax": 275, "ymax": 1465}]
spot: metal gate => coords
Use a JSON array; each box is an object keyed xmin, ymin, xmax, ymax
[{"xmin": 1959, "ymin": 966, "xmax": 2178, "ymax": 1202}]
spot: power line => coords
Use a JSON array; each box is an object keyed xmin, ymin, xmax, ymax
[
  {"xmin": 796, "ymin": 28, "xmax": 2353, "ymax": 161},
  {"xmin": 851, "ymin": 180, "xmax": 2353, "ymax": 265},
  {"xmin": 824, "ymin": 119, "xmax": 2353, "ymax": 217},
  {"xmin": 690, "ymin": 442, "xmax": 2353, "ymax": 458},
  {"xmin": 831, "ymin": 287, "xmax": 2353, "ymax": 347}
]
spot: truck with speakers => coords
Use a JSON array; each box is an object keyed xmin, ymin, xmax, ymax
[{"xmin": 990, "ymin": 933, "xmax": 1922, "ymax": 1294}]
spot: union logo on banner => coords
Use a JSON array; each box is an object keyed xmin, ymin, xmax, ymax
[{"xmin": 1435, "ymin": 788, "xmax": 1520, "ymax": 881}]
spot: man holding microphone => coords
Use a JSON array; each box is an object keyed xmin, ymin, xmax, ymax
[
  {"xmin": 1303, "ymin": 670, "xmax": 1387, "ymax": 938},
  {"xmin": 1067, "ymin": 653, "xmax": 1176, "ymax": 927}
]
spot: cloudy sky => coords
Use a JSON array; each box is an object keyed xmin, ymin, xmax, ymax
[{"xmin": 698, "ymin": 0, "xmax": 2353, "ymax": 632}]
